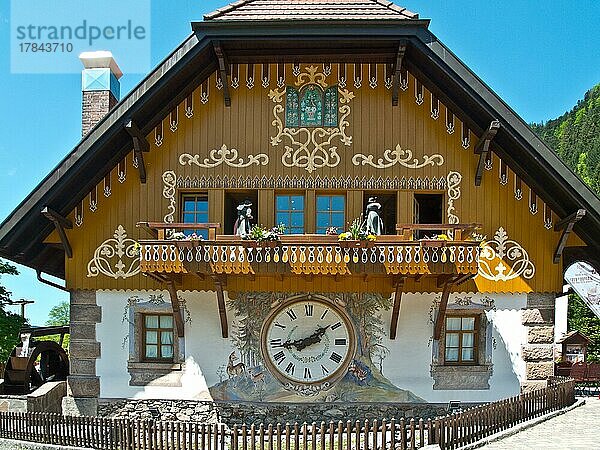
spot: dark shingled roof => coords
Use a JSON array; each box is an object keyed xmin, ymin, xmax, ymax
[{"xmin": 204, "ymin": 0, "xmax": 418, "ymax": 21}]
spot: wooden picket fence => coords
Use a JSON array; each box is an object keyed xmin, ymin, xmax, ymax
[{"xmin": 0, "ymin": 378, "xmax": 575, "ymax": 450}]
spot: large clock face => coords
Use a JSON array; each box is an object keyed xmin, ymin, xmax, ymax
[{"xmin": 260, "ymin": 297, "xmax": 356, "ymax": 390}]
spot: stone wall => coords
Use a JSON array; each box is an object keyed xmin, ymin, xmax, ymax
[
  {"xmin": 521, "ymin": 292, "xmax": 556, "ymax": 393},
  {"xmin": 62, "ymin": 290, "xmax": 101, "ymax": 416},
  {"xmin": 98, "ymin": 399, "xmax": 460, "ymax": 425}
]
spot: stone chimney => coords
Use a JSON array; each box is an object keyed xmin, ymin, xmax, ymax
[{"xmin": 79, "ymin": 51, "xmax": 122, "ymax": 136}]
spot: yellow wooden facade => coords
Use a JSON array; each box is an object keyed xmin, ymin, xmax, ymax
[{"xmin": 58, "ymin": 63, "xmax": 581, "ymax": 294}]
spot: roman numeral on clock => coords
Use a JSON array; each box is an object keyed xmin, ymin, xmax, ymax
[
  {"xmin": 274, "ymin": 351, "xmax": 285, "ymax": 364},
  {"xmin": 331, "ymin": 322, "xmax": 342, "ymax": 330},
  {"xmin": 304, "ymin": 367, "xmax": 312, "ymax": 379},
  {"xmin": 321, "ymin": 364, "xmax": 329, "ymax": 375},
  {"xmin": 334, "ymin": 338, "xmax": 347, "ymax": 346},
  {"xmin": 286, "ymin": 309, "xmax": 298, "ymax": 321},
  {"xmin": 270, "ymin": 338, "xmax": 282, "ymax": 348},
  {"xmin": 320, "ymin": 310, "xmax": 329, "ymax": 320},
  {"xmin": 285, "ymin": 362, "xmax": 295, "ymax": 375},
  {"xmin": 330, "ymin": 352, "xmax": 342, "ymax": 364},
  {"xmin": 305, "ymin": 304, "xmax": 313, "ymax": 316},
  {"xmin": 274, "ymin": 322, "xmax": 286, "ymax": 329}
]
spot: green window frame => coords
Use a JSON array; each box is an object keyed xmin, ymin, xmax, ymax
[
  {"xmin": 444, "ymin": 315, "xmax": 478, "ymax": 365},
  {"xmin": 142, "ymin": 314, "xmax": 174, "ymax": 362}
]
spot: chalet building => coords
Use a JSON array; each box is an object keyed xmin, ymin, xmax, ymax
[{"xmin": 1, "ymin": 0, "xmax": 600, "ymax": 417}]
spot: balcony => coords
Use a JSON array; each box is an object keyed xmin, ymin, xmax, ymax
[{"xmin": 137, "ymin": 223, "xmax": 481, "ymax": 280}]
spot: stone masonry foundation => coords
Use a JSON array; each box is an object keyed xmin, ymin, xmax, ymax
[
  {"xmin": 62, "ymin": 290, "xmax": 100, "ymax": 416},
  {"xmin": 521, "ymin": 292, "xmax": 556, "ymax": 393}
]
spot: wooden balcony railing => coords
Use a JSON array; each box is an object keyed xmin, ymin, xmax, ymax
[{"xmin": 137, "ymin": 223, "xmax": 482, "ymax": 278}]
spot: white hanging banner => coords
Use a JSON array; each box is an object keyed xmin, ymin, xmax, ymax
[{"xmin": 564, "ymin": 261, "xmax": 600, "ymax": 320}]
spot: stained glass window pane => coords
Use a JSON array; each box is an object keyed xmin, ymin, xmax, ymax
[
  {"xmin": 145, "ymin": 315, "xmax": 158, "ymax": 328},
  {"xmin": 276, "ymin": 196, "xmax": 289, "ymax": 210},
  {"xmin": 291, "ymin": 212, "xmax": 304, "ymax": 227},
  {"xmin": 331, "ymin": 195, "xmax": 345, "ymax": 211},
  {"xmin": 323, "ymin": 87, "xmax": 338, "ymax": 127},
  {"xmin": 300, "ymin": 85, "xmax": 323, "ymax": 126},
  {"xmin": 285, "ymin": 87, "xmax": 300, "ymax": 127},
  {"xmin": 291, "ymin": 195, "xmax": 304, "ymax": 209},
  {"xmin": 316, "ymin": 195, "xmax": 329, "ymax": 211}
]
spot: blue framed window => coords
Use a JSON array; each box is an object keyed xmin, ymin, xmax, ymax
[
  {"xmin": 181, "ymin": 193, "xmax": 209, "ymax": 238},
  {"xmin": 276, "ymin": 194, "xmax": 304, "ymax": 234},
  {"xmin": 316, "ymin": 195, "xmax": 345, "ymax": 234}
]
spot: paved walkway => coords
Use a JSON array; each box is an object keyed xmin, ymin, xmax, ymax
[{"xmin": 480, "ymin": 397, "xmax": 600, "ymax": 450}]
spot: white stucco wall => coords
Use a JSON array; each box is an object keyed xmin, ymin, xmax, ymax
[{"xmin": 96, "ymin": 290, "xmax": 527, "ymax": 402}]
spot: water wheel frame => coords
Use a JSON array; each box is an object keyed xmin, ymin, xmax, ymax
[{"xmin": 5, "ymin": 340, "xmax": 69, "ymax": 394}]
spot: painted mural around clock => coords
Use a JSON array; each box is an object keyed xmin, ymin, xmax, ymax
[{"xmin": 209, "ymin": 292, "xmax": 424, "ymax": 402}]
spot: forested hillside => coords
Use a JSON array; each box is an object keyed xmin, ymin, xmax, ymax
[
  {"xmin": 531, "ymin": 84, "xmax": 600, "ymax": 194},
  {"xmin": 532, "ymin": 83, "xmax": 600, "ymax": 361}
]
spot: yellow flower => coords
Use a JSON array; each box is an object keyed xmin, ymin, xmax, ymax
[
  {"xmin": 338, "ymin": 232, "xmax": 352, "ymax": 241},
  {"xmin": 366, "ymin": 234, "xmax": 377, "ymax": 242}
]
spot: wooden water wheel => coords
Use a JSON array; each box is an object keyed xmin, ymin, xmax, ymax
[{"xmin": 2, "ymin": 327, "xmax": 69, "ymax": 395}]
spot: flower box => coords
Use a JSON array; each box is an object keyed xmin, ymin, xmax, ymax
[
  {"xmin": 242, "ymin": 240, "xmax": 280, "ymax": 248},
  {"xmin": 419, "ymin": 239, "xmax": 446, "ymax": 248}
]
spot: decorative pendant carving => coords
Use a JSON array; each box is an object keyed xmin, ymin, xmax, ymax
[
  {"xmin": 446, "ymin": 171, "xmax": 462, "ymax": 224},
  {"xmin": 162, "ymin": 171, "xmax": 176, "ymax": 223},
  {"xmin": 179, "ymin": 145, "xmax": 269, "ymax": 169},
  {"xmin": 87, "ymin": 225, "xmax": 140, "ymax": 279},
  {"xmin": 351, "ymin": 144, "xmax": 444, "ymax": 169},
  {"xmin": 268, "ymin": 65, "xmax": 354, "ymax": 173},
  {"xmin": 478, "ymin": 227, "xmax": 535, "ymax": 281}
]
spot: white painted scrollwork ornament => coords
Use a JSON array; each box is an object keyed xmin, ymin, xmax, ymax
[
  {"xmin": 478, "ymin": 227, "xmax": 535, "ymax": 281},
  {"xmin": 446, "ymin": 171, "xmax": 462, "ymax": 224},
  {"xmin": 162, "ymin": 171, "xmax": 176, "ymax": 223},
  {"xmin": 352, "ymin": 144, "xmax": 444, "ymax": 169},
  {"xmin": 87, "ymin": 225, "xmax": 140, "ymax": 279},
  {"xmin": 268, "ymin": 65, "xmax": 354, "ymax": 173},
  {"xmin": 179, "ymin": 145, "xmax": 269, "ymax": 168}
]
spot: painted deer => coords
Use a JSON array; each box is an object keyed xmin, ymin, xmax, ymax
[{"xmin": 226, "ymin": 351, "xmax": 246, "ymax": 379}]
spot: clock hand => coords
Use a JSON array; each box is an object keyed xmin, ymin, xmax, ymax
[{"xmin": 295, "ymin": 325, "xmax": 330, "ymax": 351}]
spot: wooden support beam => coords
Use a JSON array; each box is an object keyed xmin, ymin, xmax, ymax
[
  {"xmin": 213, "ymin": 42, "xmax": 231, "ymax": 107},
  {"xmin": 41, "ymin": 207, "xmax": 73, "ymax": 258},
  {"xmin": 124, "ymin": 120, "xmax": 149, "ymax": 183},
  {"xmin": 474, "ymin": 120, "xmax": 501, "ymax": 186},
  {"xmin": 213, "ymin": 276, "xmax": 229, "ymax": 338},
  {"xmin": 433, "ymin": 282, "xmax": 452, "ymax": 341},
  {"xmin": 553, "ymin": 209, "xmax": 586, "ymax": 263},
  {"xmin": 166, "ymin": 280, "xmax": 185, "ymax": 337},
  {"xmin": 391, "ymin": 44, "xmax": 406, "ymax": 107},
  {"xmin": 389, "ymin": 277, "xmax": 405, "ymax": 340}
]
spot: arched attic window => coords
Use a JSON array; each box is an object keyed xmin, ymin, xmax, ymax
[{"xmin": 285, "ymin": 85, "xmax": 338, "ymax": 128}]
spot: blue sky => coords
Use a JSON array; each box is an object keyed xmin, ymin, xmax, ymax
[{"xmin": 0, "ymin": 0, "xmax": 599, "ymax": 325}]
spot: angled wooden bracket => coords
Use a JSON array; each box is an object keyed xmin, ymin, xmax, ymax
[
  {"xmin": 391, "ymin": 44, "xmax": 407, "ymax": 107},
  {"xmin": 474, "ymin": 120, "xmax": 500, "ymax": 186},
  {"xmin": 166, "ymin": 280, "xmax": 185, "ymax": 337},
  {"xmin": 433, "ymin": 282, "xmax": 452, "ymax": 341},
  {"xmin": 213, "ymin": 41, "xmax": 231, "ymax": 107},
  {"xmin": 41, "ymin": 206, "xmax": 73, "ymax": 258},
  {"xmin": 124, "ymin": 119, "xmax": 149, "ymax": 183},
  {"xmin": 212, "ymin": 275, "xmax": 229, "ymax": 338},
  {"xmin": 553, "ymin": 208, "xmax": 586, "ymax": 263},
  {"xmin": 389, "ymin": 277, "xmax": 405, "ymax": 340}
]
